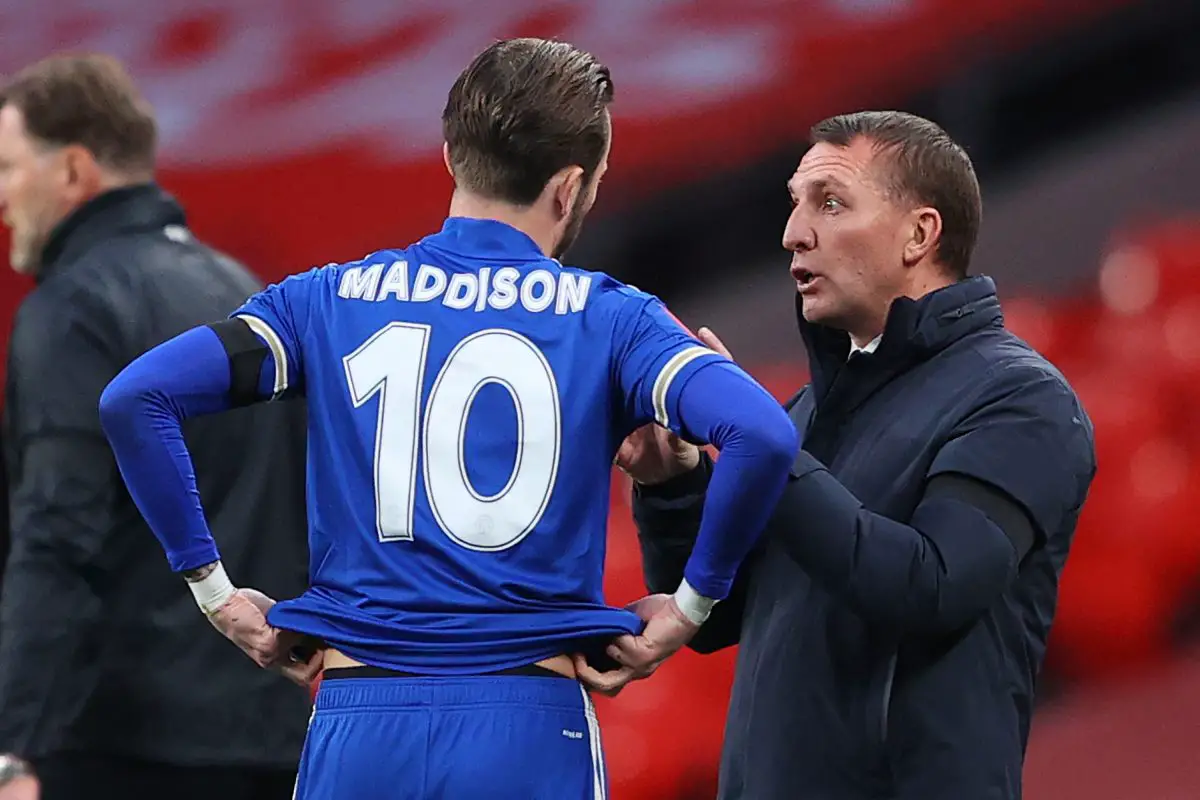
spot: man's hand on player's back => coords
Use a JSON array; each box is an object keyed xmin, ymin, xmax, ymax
[
  {"xmin": 615, "ymin": 424, "xmax": 699, "ymax": 485},
  {"xmin": 208, "ymin": 588, "xmax": 323, "ymax": 688}
]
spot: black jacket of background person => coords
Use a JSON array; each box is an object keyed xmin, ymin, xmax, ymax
[
  {"xmin": 0, "ymin": 185, "xmax": 311, "ymax": 767},
  {"xmin": 635, "ymin": 276, "xmax": 1096, "ymax": 800}
]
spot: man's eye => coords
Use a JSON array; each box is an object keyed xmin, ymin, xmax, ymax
[{"xmin": 822, "ymin": 196, "xmax": 842, "ymax": 210}]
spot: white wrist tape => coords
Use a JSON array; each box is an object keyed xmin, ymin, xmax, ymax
[
  {"xmin": 673, "ymin": 578, "xmax": 717, "ymax": 625},
  {"xmin": 187, "ymin": 562, "xmax": 236, "ymax": 615}
]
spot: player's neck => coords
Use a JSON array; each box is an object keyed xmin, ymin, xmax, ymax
[{"xmin": 447, "ymin": 189, "xmax": 556, "ymax": 257}]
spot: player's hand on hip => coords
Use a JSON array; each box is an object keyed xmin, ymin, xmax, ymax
[
  {"xmin": 615, "ymin": 423, "xmax": 700, "ymax": 485},
  {"xmin": 241, "ymin": 597, "xmax": 326, "ymax": 689},
  {"xmin": 604, "ymin": 593, "xmax": 700, "ymax": 678},
  {"xmin": 571, "ymin": 594, "xmax": 699, "ymax": 697},
  {"xmin": 206, "ymin": 587, "xmax": 278, "ymax": 664},
  {"xmin": 207, "ymin": 588, "xmax": 322, "ymax": 688}
]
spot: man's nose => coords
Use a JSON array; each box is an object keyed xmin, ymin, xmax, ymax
[{"xmin": 782, "ymin": 210, "xmax": 815, "ymax": 253}]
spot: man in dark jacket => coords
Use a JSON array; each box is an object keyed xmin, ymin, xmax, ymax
[
  {"xmin": 0, "ymin": 55, "xmax": 311, "ymax": 798},
  {"xmin": 593, "ymin": 112, "xmax": 1096, "ymax": 799}
]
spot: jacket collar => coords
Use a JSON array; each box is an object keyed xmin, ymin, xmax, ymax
[
  {"xmin": 798, "ymin": 275, "xmax": 1004, "ymax": 404},
  {"xmin": 37, "ymin": 183, "xmax": 186, "ymax": 283}
]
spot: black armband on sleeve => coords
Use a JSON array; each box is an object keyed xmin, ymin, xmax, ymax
[
  {"xmin": 207, "ymin": 319, "xmax": 269, "ymax": 407},
  {"xmin": 926, "ymin": 472, "xmax": 1038, "ymax": 561}
]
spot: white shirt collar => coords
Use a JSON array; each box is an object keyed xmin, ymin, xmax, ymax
[{"xmin": 849, "ymin": 335, "xmax": 882, "ymax": 359}]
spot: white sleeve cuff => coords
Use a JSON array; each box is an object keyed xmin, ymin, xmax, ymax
[
  {"xmin": 673, "ymin": 578, "xmax": 717, "ymax": 625},
  {"xmin": 187, "ymin": 562, "xmax": 236, "ymax": 615}
]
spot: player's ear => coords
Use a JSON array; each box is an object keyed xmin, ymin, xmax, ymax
[
  {"xmin": 551, "ymin": 165, "xmax": 585, "ymax": 222},
  {"xmin": 442, "ymin": 142, "xmax": 455, "ymax": 179}
]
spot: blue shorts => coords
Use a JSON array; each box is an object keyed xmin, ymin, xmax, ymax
[{"xmin": 294, "ymin": 666, "xmax": 608, "ymax": 799}]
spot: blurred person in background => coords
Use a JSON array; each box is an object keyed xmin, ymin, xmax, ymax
[
  {"xmin": 0, "ymin": 756, "xmax": 37, "ymax": 800},
  {"xmin": 0, "ymin": 54, "xmax": 311, "ymax": 798},
  {"xmin": 594, "ymin": 111, "xmax": 1097, "ymax": 799}
]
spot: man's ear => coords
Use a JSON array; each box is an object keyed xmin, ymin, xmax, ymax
[
  {"xmin": 59, "ymin": 144, "xmax": 103, "ymax": 204},
  {"xmin": 442, "ymin": 142, "xmax": 455, "ymax": 178},
  {"xmin": 903, "ymin": 206, "xmax": 942, "ymax": 267}
]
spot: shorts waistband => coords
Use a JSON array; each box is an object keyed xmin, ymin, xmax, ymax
[
  {"xmin": 322, "ymin": 663, "xmax": 569, "ymax": 681},
  {"xmin": 314, "ymin": 666, "xmax": 589, "ymax": 713}
]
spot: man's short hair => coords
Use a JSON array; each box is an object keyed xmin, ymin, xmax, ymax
[
  {"xmin": 442, "ymin": 38, "xmax": 614, "ymax": 206},
  {"xmin": 810, "ymin": 110, "xmax": 981, "ymax": 278},
  {"xmin": 0, "ymin": 53, "xmax": 157, "ymax": 174}
]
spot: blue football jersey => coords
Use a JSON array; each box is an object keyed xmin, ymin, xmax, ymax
[{"xmin": 233, "ymin": 217, "xmax": 725, "ymax": 674}]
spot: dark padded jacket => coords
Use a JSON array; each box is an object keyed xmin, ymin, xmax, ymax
[
  {"xmin": 0, "ymin": 185, "xmax": 311, "ymax": 767},
  {"xmin": 635, "ymin": 277, "xmax": 1096, "ymax": 799}
]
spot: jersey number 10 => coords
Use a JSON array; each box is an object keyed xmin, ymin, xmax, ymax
[{"xmin": 343, "ymin": 323, "xmax": 562, "ymax": 552}]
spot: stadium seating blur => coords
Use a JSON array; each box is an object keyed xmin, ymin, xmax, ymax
[{"xmin": 1030, "ymin": 218, "xmax": 1200, "ymax": 684}]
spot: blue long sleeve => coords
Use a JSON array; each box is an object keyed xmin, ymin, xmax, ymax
[
  {"xmin": 673, "ymin": 362, "xmax": 798, "ymax": 599},
  {"xmin": 99, "ymin": 326, "xmax": 235, "ymax": 572}
]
